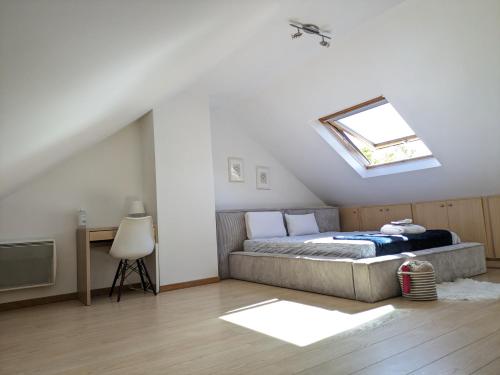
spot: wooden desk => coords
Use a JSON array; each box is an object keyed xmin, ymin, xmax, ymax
[
  {"xmin": 76, "ymin": 226, "xmax": 156, "ymax": 306},
  {"xmin": 76, "ymin": 227, "xmax": 117, "ymax": 305}
]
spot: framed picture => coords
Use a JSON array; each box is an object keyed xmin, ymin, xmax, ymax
[
  {"xmin": 256, "ymin": 166, "xmax": 271, "ymax": 190},
  {"xmin": 228, "ymin": 157, "xmax": 244, "ymax": 182}
]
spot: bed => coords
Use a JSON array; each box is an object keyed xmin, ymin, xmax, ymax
[{"xmin": 216, "ymin": 207, "xmax": 487, "ymax": 302}]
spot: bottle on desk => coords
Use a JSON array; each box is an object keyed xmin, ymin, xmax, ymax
[{"xmin": 78, "ymin": 209, "xmax": 87, "ymax": 227}]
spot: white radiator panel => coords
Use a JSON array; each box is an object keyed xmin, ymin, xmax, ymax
[{"xmin": 0, "ymin": 240, "xmax": 56, "ymax": 291}]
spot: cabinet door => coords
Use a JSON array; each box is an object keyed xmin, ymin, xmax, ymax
[
  {"xmin": 446, "ymin": 198, "xmax": 487, "ymax": 245},
  {"xmin": 482, "ymin": 196, "xmax": 500, "ymax": 258},
  {"xmin": 339, "ymin": 207, "xmax": 360, "ymax": 232},
  {"xmin": 413, "ymin": 201, "xmax": 449, "ymax": 229},
  {"xmin": 360, "ymin": 206, "xmax": 387, "ymax": 231},
  {"xmin": 384, "ymin": 204, "xmax": 413, "ymax": 223}
]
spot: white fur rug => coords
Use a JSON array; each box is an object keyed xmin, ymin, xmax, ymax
[{"xmin": 437, "ymin": 278, "xmax": 500, "ymax": 301}]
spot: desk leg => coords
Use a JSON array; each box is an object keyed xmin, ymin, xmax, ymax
[{"xmin": 76, "ymin": 227, "xmax": 91, "ymax": 305}]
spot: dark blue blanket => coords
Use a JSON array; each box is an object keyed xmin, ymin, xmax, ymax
[{"xmin": 333, "ymin": 230, "xmax": 453, "ymax": 256}]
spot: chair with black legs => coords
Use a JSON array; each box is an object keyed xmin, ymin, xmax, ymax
[{"xmin": 109, "ymin": 216, "xmax": 157, "ymax": 302}]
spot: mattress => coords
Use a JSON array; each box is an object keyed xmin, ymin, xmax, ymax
[
  {"xmin": 244, "ymin": 231, "xmax": 378, "ymax": 259},
  {"xmin": 243, "ymin": 231, "xmax": 461, "ymax": 259}
]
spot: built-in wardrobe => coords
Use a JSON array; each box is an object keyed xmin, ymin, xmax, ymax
[{"xmin": 339, "ymin": 195, "xmax": 500, "ymax": 265}]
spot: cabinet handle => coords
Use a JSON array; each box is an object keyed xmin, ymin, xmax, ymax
[
  {"xmin": 448, "ymin": 204, "xmax": 453, "ymax": 207},
  {"xmin": 379, "ymin": 209, "xmax": 383, "ymax": 212},
  {"xmin": 385, "ymin": 208, "xmax": 389, "ymax": 212},
  {"xmin": 440, "ymin": 204, "xmax": 445, "ymax": 208}
]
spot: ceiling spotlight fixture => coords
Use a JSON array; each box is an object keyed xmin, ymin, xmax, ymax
[
  {"xmin": 319, "ymin": 36, "xmax": 330, "ymax": 48},
  {"xmin": 291, "ymin": 26, "xmax": 303, "ymax": 39},
  {"xmin": 289, "ymin": 22, "xmax": 332, "ymax": 48}
]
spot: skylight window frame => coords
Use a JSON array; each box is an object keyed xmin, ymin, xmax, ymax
[{"xmin": 318, "ymin": 96, "xmax": 433, "ymax": 169}]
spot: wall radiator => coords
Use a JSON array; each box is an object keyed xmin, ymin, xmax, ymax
[{"xmin": 0, "ymin": 240, "xmax": 56, "ymax": 292}]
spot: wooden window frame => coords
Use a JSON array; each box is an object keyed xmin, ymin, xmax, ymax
[{"xmin": 319, "ymin": 96, "xmax": 433, "ymax": 168}]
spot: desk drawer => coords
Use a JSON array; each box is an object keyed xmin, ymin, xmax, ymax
[{"xmin": 89, "ymin": 230, "xmax": 116, "ymax": 242}]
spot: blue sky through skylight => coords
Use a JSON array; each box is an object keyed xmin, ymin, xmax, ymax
[{"xmin": 338, "ymin": 103, "xmax": 414, "ymax": 144}]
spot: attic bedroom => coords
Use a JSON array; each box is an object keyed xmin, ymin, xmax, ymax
[{"xmin": 1, "ymin": 0, "xmax": 500, "ymax": 374}]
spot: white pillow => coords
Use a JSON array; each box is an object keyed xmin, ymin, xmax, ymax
[
  {"xmin": 245, "ymin": 211, "xmax": 287, "ymax": 239},
  {"xmin": 285, "ymin": 213, "xmax": 320, "ymax": 236}
]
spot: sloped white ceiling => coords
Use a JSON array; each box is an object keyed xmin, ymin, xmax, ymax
[
  {"xmin": 0, "ymin": 0, "xmax": 279, "ymax": 198},
  {"xmin": 220, "ymin": 0, "xmax": 500, "ymax": 206},
  {"xmin": 0, "ymin": 0, "xmax": 403, "ymax": 199}
]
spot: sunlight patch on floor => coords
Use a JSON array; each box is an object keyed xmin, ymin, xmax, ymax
[
  {"xmin": 225, "ymin": 299, "xmax": 279, "ymax": 314},
  {"xmin": 220, "ymin": 300, "xmax": 395, "ymax": 347}
]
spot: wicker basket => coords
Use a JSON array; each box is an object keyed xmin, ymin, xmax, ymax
[{"xmin": 397, "ymin": 270, "xmax": 437, "ymax": 301}]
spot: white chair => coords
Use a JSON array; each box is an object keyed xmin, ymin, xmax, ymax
[{"xmin": 109, "ymin": 216, "xmax": 157, "ymax": 302}]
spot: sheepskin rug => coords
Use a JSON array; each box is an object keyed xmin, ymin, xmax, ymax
[{"xmin": 437, "ymin": 278, "xmax": 500, "ymax": 301}]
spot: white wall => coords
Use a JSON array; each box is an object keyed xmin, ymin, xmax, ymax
[
  {"xmin": 0, "ymin": 1, "xmax": 283, "ymax": 199},
  {"xmin": 0, "ymin": 122, "xmax": 144, "ymax": 303},
  {"xmin": 153, "ymin": 90, "xmax": 218, "ymax": 285},
  {"xmin": 223, "ymin": 0, "xmax": 500, "ymax": 206},
  {"xmin": 138, "ymin": 111, "xmax": 158, "ymax": 285},
  {"xmin": 211, "ymin": 107, "xmax": 324, "ymax": 210},
  {"xmin": 139, "ymin": 111, "xmax": 157, "ymax": 223}
]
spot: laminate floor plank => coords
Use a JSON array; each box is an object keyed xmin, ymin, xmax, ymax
[
  {"xmin": 1, "ymin": 271, "xmax": 500, "ymax": 375},
  {"xmin": 472, "ymin": 356, "xmax": 500, "ymax": 374},
  {"xmin": 353, "ymin": 301, "xmax": 500, "ymax": 374},
  {"xmin": 296, "ymin": 301, "xmax": 500, "ymax": 375},
  {"xmin": 232, "ymin": 301, "xmax": 482, "ymax": 375},
  {"xmin": 410, "ymin": 329, "xmax": 500, "ymax": 374}
]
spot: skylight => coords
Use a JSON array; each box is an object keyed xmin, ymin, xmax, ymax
[{"xmin": 319, "ymin": 97, "xmax": 433, "ymax": 168}]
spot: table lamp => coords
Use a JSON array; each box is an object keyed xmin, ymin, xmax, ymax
[{"xmin": 129, "ymin": 200, "xmax": 146, "ymax": 217}]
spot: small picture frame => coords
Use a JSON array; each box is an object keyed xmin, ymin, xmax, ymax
[
  {"xmin": 228, "ymin": 157, "xmax": 244, "ymax": 182},
  {"xmin": 256, "ymin": 166, "xmax": 271, "ymax": 190}
]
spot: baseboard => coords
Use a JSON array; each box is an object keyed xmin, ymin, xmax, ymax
[
  {"xmin": 487, "ymin": 259, "xmax": 500, "ymax": 269},
  {"xmin": 0, "ymin": 283, "xmax": 142, "ymax": 312},
  {"xmin": 159, "ymin": 276, "xmax": 220, "ymax": 292},
  {"xmin": 0, "ymin": 292, "xmax": 78, "ymax": 312},
  {"xmin": 2, "ymin": 279, "xmax": 214, "ymax": 311},
  {"xmin": 90, "ymin": 283, "xmax": 142, "ymax": 297}
]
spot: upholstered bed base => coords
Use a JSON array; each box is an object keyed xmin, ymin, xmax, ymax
[
  {"xmin": 216, "ymin": 207, "xmax": 340, "ymax": 279},
  {"xmin": 229, "ymin": 252, "xmax": 357, "ymax": 299},
  {"xmin": 229, "ymin": 243, "xmax": 486, "ymax": 303}
]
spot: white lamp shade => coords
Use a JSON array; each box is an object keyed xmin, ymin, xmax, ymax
[{"xmin": 129, "ymin": 200, "xmax": 145, "ymax": 216}]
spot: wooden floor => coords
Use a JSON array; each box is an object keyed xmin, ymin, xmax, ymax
[{"xmin": 2, "ymin": 271, "xmax": 500, "ymax": 375}]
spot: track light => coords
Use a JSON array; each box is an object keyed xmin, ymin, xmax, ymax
[
  {"xmin": 289, "ymin": 22, "xmax": 332, "ymax": 48},
  {"xmin": 291, "ymin": 27, "xmax": 303, "ymax": 39},
  {"xmin": 319, "ymin": 36, "xmax": 330, "ymax": 48}
]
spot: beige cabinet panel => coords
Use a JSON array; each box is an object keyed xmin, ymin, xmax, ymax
[
  {"xmin": 384, "ymin": 204, "xmax": 413, "ymax": 223},
  {"xmin": 339, "ymin": 207, "xmax": 360, "ymax": 232},
  {"xmin": 447, "ymin": 198, "xmax": 487, "ymax": 246},
  {"xmin": 360, "ymin": 206, "xmax": 387, "ymax": 231},
  {"xmin": 359, "ymin": 204, "xmax": 413, "ymax": 231},
  {"xmin": 483, "ymin": 196, "xmax": 500, "ymax": 258},
  {"xmin": 413, "ymin": 201, "xmax": 449, "ymax": 229},
  {"xmin": 349, "ymin": 197, "xmax": 489, "ymax": 259}
]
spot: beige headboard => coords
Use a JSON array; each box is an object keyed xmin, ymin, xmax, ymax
[{"xmin": 216, "ymin": 207, "xmax": 340, "ymax": 279}]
